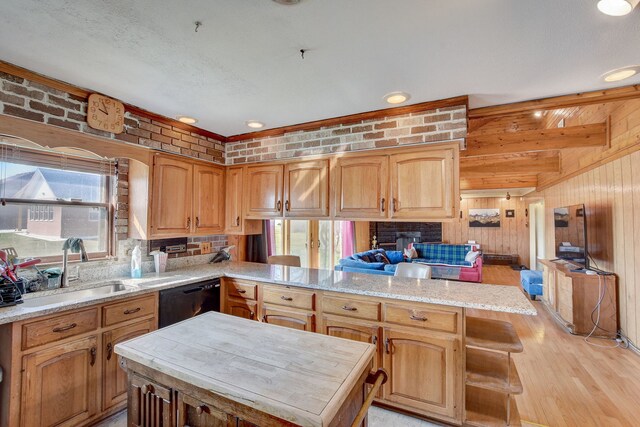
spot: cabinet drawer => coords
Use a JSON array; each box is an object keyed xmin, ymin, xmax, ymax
[
  {"xmin": 323, "ymin": 295, "xmax": 380, "ymax": 321},
  {"xmin": 263, "ymin": 286, "xmax": 315, "ymax": 310},
  {"xmin": 384, "ymin": 303, "xmax": 459, "ymax": 334},
  {"xmin": 22, "ymin": 308, "xmax": 98, "ymax": 350},
  {"xmin": 103, "ymin": 295, "xmax": 156, "ymax": 327},
  {"xmin": 226, "ymin": 280, "xmax": 257, "ymax": 300}
]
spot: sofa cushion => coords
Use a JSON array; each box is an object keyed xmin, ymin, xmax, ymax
[
  {"xmin": 465, "ymin": 251, "xmax": 481, "ymax": 263},
  {"xmin": 353, "ymin": 249, "xmax": 385, "ymax": 263},
  {"xmin": 339, "ymin": 258, "xmax": 386, "ymax": 270},
  {"xmin": 374, "ymin": 252, "xmax": 391, "ymax": 264},
  {"xmin": 413, "ymin": 244, "xmax": 471, "ymax": 263},
  {"xmin": 386, "ymin": 250, "xmax": 404, "ymax": 264},
  {"xmin": 384, "ymin": 264, "xmax": 398, "ymax": 273},
  {"xmin": 413, "ymin": 258, "xmax": 473, "ymax": 267}
]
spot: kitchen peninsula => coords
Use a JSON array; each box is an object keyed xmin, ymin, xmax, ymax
[{"xmin": 0, "ymin": 261, "xmax": 535, "ymax": 427}]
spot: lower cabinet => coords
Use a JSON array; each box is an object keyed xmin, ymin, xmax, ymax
[
  {"xmin": 21, "ymin": 335, "xmax": 99, "ymax": 427},
  {"xmin": 178, "ymin": 393, "xmax": 235, "ymax": 427},
  {"xmin": 128, "ymin": 373, "xmax": 174, "ymax": 427},
  {"xmin": 224, "ymin": 297, "xmax": 257, "ymax": 321},
  {"xmin": 382, "ymin": 328, "xmax": 461, "ymax": 422},
  {"xmin": 323, "ymin": 316, "xmax": 380, "ymax": 370},
  {"xmin": 261, "ymin": 306, "xmax": 315, "ymax": 332},
  {"xmin": 103, "ymin": 319, "xmax": 156, "ymax": 411}
]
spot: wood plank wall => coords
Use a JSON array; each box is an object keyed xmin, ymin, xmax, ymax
[
  {"xmin": 442, "ymin": 197, "xmax": 530, "ymax": 267},
  {"xmin": 540, "ymin": 150, "xmax": 640, "ymax": 346}
]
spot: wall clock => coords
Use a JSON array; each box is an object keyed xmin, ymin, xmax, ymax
[{"xmin": 87, "ymin": 93, "xmax": 125, "ymax": 134}]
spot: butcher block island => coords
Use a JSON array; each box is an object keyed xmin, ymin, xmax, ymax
[{"xmin": 114, "ymin": 312, "xmax": 378, "ymax": 427}]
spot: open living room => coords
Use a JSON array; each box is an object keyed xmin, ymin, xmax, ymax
[{"xmin": 0, "ymin": 1, "xmax": 639, "ymax": 427}]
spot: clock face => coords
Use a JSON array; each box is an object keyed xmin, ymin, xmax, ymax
[{"xmin": 87, "ymin": 94, "xmax": 125, "ymax": 134}]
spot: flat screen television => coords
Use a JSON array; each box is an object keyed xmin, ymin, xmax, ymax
[{"xmin": 553, "ymin": 204, "xmax": 588, "ymax": 268}]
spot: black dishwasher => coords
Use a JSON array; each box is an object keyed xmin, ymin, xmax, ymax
[{"xmin": 158, "ymin": 279, "xmax": 220, "ymax": 328}]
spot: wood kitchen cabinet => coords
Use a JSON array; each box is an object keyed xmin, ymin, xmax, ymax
[
  {"xmin": 244, "ymin": 164, "xmax": 284, "ymax": 218},
  {"xmin": 150, "ymin": 155, "xmax": 193, "ymax": 236},
  {"xmin": 332, "ymin": 155, "xmax": 388, "ymax": 219},
  {"xmin": 224, "ymin": 167, "xmax": 262, "ymax": 235},
  {"xmin": 283, "ymin": 160, "xmax": 329, "ymax": 217},
  {"xmin": 389, "ymin": 148, "xmax": 457, "ymax": 219},
  {"xmin": 193, "ymin": 164, "xmax": 225, "ymax": 234},
  {"xmin": 382, "ymin": 328, "xmax": 461, "ymax": 422},
  {"xmin": 103, "ymin": 318, "xmax": 155, "ymax": 411},
  {"xmin": 225, "ymin": 297, "xmax": 257, "ymax": 321},
  {"xmin": 323, "ymin": 316, "xmax": 380, "ymax": 369},
  {"xmin": 178, "ymin": 393, "xmax": 235, "ymax": 427},
  {"xmin": 21, "ymin": 335, "xmax": 99, "ymax": 427},
  {"xmin": 128, "ymin": 373, "xmax": 174, "ymax": 427},
  {"xmin": 262, "ymin": 306, "xmax": 315, "ymax": 332}
]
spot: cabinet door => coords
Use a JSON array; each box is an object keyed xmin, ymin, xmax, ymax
[
  {"xmin": 21, "ymin": 335, "xmax": 99, "ymax": 427},
  {"xmin": 323, "ymin": 317, "xmax": 380, "ymax": 370},
  {"xmin": 389, "ymin": 148, "xmax": 457, "ymax": 219},
  {"xmin": 244, "ymin": 165, "xmax": 284, "ymax": 218},
  {"xmin": 128, "ymin": 373, "xmax": 174, "ymax": 427},
  {"xmin": 284, "ymin": 160, "xmax": 329, "ymax": 217},
  {"xmin": 103, "ymin": 319, "xmax": 156, "ymax": 411},
  {"xmin": 382, "ymin": 328, "xmax": 461, "ymax": 422},
  {"xmin": 178, "ymin": 393, "xmax": 236, "ymax": 427},
  {"xmin": 194, "ymin": 164, "xmax": 225, "ymax": 234},
  {"xmin": 332, "ymin": 156, "xmax": 388, "ymax": 218},
  {"xmin": 151, "ymin": 154, "xmax": 193, "ymax": 237},
  {"xmin": 225, "ymin": 297, "xmax": 258, "ymax": 321},
  {"xmin": 262, "ymin": 306, "xmax": 315, "ymax": 332},
  {"xmin": 225, "ymin": 167, "xmax": 244, "ymax": 233}
]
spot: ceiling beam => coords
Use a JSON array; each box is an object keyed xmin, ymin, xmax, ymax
[
  {"xmin": 469, "ymin": 85, "xmax": 640, "ymax": 119},
  {"xmin": 462, "ymin": 122, "xmax": 607, "ymax": 157},
  {"xmin": 460, "ymin": 175, "xmax": 538, "ymax": 191},
  {"xmin": 461, "ymin": 152, "xmax": 560, "ymax": 176}
]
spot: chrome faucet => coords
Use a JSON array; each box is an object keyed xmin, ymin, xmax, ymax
[{"xmin": 61, "ymin": 238, "xmax": 89, "ymax": 287}]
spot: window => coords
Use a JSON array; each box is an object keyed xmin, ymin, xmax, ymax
[
  {"xmin": 0, "ymin": 154, "xmax": 112, "ymax": 261},
  {"xmin": 269, "ymin": 220, "xmax": 356, "ymax": 269}
]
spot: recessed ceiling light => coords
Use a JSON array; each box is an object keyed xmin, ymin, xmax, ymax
[
  {"xmin": 246, "ymin": 120, "xmax": 265, "ymax": 129},
  {"xmin": 534, "ymin": 111, "xmax": 543, "ymax": 118},
  {"xmin": 176, "ymin": 116, "xmax": 198, "ymax": 124},
  {"xmin": 597, "ymin": 0, "xmax": 639, "ymax": 16},
  {"xmin": 383, "ymin": 92, "xmax": 411, "ymax": 105},
  {"xmin": 601, "ymin": 65, "xmax": 640, "ymax": 82},
  {"xmin": 273, "ymin": 0, "xmax": 301, "ymax": 5}
]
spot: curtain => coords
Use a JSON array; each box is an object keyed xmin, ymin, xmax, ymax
[
  {"xmin": 246, "ymin": 221, "xmax": 268, "ymax": 263},
  {"xmin": 341, "ymin": 221, "xmax": 356, "ymax": 258}
]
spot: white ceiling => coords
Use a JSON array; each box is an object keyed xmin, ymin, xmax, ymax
[{"xmin": 1, "ymin": 0, "xmax": 639, "ymax": 136}]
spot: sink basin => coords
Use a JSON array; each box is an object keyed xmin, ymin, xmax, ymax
[{"xmin": 20, "ymin": 283, "xmax": 136, "ymax": 308}]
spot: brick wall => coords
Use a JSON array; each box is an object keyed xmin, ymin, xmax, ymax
[
  {"xmin": 0, "ymin": 70, "xmax": 227, "ymax": 259},
  {"xmin": 370, "ymin": 222, "xmax": 443, "ymax": 247},
  {"xmin": 0, "ymin": 71, "xmax": 225, "ymax": 163},
  {"xmin": 225, "ymin": 105, "xmax": 467, "ymax": 164}
]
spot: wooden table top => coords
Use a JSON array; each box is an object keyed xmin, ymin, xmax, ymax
[{"xmin": 115, "ymin": 312, "xmax": 375, "ymax": 427}]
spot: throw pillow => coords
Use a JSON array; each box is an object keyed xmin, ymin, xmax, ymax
[
  {"xmin": 465, "ymin": 251, "xmax": 480, "ymax": 263},
  {"xmin": 374, "ymin": 252, "xmax": 391, "ymax": 264},
  {"xmin": 403, "ymin": 247, "xmax": 418, "ymax": 259}
]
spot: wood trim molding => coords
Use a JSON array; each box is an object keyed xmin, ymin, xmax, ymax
[
  {"xmin": 460, "ymin": 175, "xmax": 538, "ymax": 191},
  {"xmin": 226, "ymin": 95, "xmax": 469, "ymax": 142},
  {"xmin": 0, "ymin": 60, "xmax": 227, "ymax": 142},
  {"xmin": 469, "ymin": 85, "xmax": 640, "ymax": 119}
]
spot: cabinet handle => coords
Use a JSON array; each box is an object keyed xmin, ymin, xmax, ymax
[
  {"xmin": 342, "ymin": 305, "xmax": 358, "ymax": 311},
  {"xmin": 250, "ymin": 311, "xmax": 255, "ymax": 319},
  {"xmin": 52, "ymin": 323, "xmax": 77, "ymax": 333},
  {"xmin": 196, "ymin": 216, "xmax": 200, "ymax": 228},
  {"xmin": 280, "ymin": 296, "xmax": 293, "ymax": 301},
  {"xmin": 195, "ymin": 405, "xmax": 209, "ymax": 415},
  {"xmin": 106, "ymin": 342, "xmax": 113, "ymax": 361},
  {"xmin": 90, "ymin": 346, "xmax": 97, "ymax": 366},
  {"xmin": 380, "ymin": 198, "xmax": 385, "ymax": 212},
  {"xmin": 392, "ymin": 198, "xmax": 398, "ymax": 212},
  {"xmin": 141, "ymin": 384, "xmax": 154, "ymax": 395},
  {"xmin": 285, "ymin": 200, "xmax": 290, "ymax": 211},
  {"xmin": 277, "ymin": 200, "xmax": 282, "ymax": 212},
  {"xmin": 410, "ymin": 314, "xmax": 428, "ymax": 322},
  {"xmin": 317, "ymin": 240, "xmax": 321, "ymax": 248},
  {"xmin": 186, "ymin": 217, "xmax": 191, "ymax": 229},
  {"xmin": 385, "ymin": 338, "xmax": 390, "ymax": 354},
  {"xmin": 372, "ymin": 336, "xmax": 378, "ymax": 345},
  {"xmin": 236, "ymin": 216, "xmax": 240, "ymax": 226},
  {"xmin": 124, "ymin": 307, "xmax": 141, "ymax": 315},
  {"xmin": 262, "ymin": 315, "xmax": 267, "ymax": 322},
  {"xmin": 237, "ymin": 289, "xmax": 247, "ymax": 294}
]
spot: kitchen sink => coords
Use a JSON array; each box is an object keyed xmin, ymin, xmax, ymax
[{"xmin": 20, "ymin": 282, "xmax": 137, "ymax": 308}]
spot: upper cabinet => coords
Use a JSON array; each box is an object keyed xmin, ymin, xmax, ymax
[
  {"xmin": 225, "ymin": 167, "xmax": 262, "ymax": 235},
  {"xmin": 244, "ymin": 164, "xmax": 284, "ymax": 219},
  {"xmin": 150, "ymin": 155, "xmax": 193, "ymax": 236},
  {"xmin": 332, "ymin": 155, "xmax": 388, "ymax": 219},
  {"xmin": 389, "ymin": 148, "xmax": 457, "ymax": 219},
  {"xmin": 147, "ymin": 153, "xmax": 225, "ymax": 239},
  {"xmin": 284, "ymin": 160, "xmax": 329, "ymax": 217}
]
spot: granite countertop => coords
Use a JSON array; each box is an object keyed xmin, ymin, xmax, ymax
[
  {"xmin": 0, "ymin": 261, "xmax": 536, "ymax": 325},
  {"xmin": 115, "ymin": 312, "xmax": 375, "ymax": 427}
]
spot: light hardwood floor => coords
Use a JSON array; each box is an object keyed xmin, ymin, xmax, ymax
[{"xmin": 470, "ymin": 266, "xmax": 640, "ymax": 427}]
